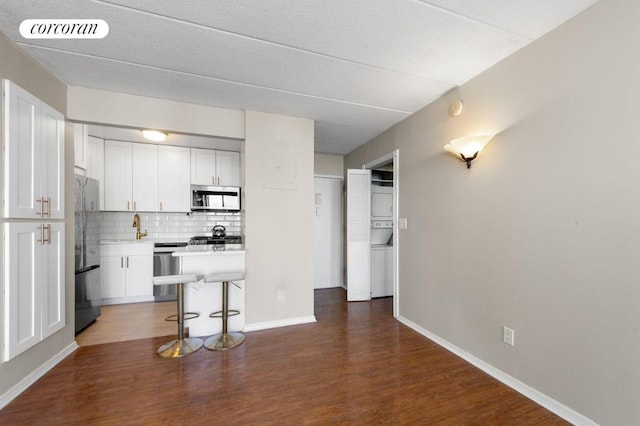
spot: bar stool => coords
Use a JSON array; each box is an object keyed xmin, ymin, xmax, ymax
[
  {"xmin": 152, "ymin": 274, "xmax": 203, "ymax": 358},
  {"xmin": 204, "ymin": 272, "xmax": 245, "ymax": 351}
]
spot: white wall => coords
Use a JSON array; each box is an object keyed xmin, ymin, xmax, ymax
[
  {"xmin": 244, "ymin": 111, "xmax": 315, "ymax": 327},
  {"xmin": 0, "ymin": 32, "xmax": 75, "ymax": 400},
  {"xmin": 314, "ymin": 153, "xmax": 344, "ymax": 177},
  {"xmin": 345, "ymin": 0, "xmax": 638, "ymax": 424}
]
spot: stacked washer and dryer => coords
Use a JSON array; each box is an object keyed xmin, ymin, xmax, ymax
[{"xmin": 370, "ymin": 183, "xmax": 393, "ymax": 298}]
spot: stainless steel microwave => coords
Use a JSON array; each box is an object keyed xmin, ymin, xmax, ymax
[{"xmin": 191, "ymin": 185, "xmax": 241, "ymax": 212}]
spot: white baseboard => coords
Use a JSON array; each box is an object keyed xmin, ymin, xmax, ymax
[
  {"xmin": 0, "ymin": 341, "xmax": 78, "ymax": 410},
  {"xmin": 244, "ymin": 315, "xmax": 317, "ymax": 332},
  {"xmin": 397, "ymin": 316, "xmax": 598, "ymax": 426}
]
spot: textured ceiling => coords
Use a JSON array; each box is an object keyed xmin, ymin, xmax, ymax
[{"xmin": 0, "ymin": 0, "xmax": 599, "ymax": 154}]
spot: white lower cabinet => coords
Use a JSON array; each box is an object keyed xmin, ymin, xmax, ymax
[
  {"xmin": 3, "ymin": 222, "xmax": 65, "ymax": 361},
  {"xmin": 100, "ymin": 243, "xmax": 153, "ymax": 304}
]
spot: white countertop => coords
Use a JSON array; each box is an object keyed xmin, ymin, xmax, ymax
[{"xmin": 172, "ymin": 245, "xmax": 246, "ymax": 257}]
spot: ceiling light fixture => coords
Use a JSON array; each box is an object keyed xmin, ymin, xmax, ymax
[
  {"xmin": 444, "ymin": 135, "xmax": 493, "ymax": 169},
  {"xmin": 141, "ymin": 130, "xmax": 167, "ymax": 142}
]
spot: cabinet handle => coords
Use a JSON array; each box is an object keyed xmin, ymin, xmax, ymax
[
  {"xmin": 212, "ymin": 176, "xmax": 215, "ymax": 185},
  {"xmin": 43, "ymin": 224, "xmax": 51, "ymax": 244},
  {"xmin": 36, "ymin": 198, "xmax": 43, "ymax": 216},
  {"xmin": 37, "ymin": 225, "xmax": 44, "ymax": 245},
  {"xmin": 121, "ymin": 257, "xmax": 123, "ymax": 268},
  {"xmin": 126, "ymin": 256, "xmax": 129, "ymax": 268},
  {"xmin": 127, "ymin": 201, "xmax": 130, "ymax": 211},
  {"xmin": 160, "ymin": 201, "xmax": 163, "ymax": 211},
  {"xmin": 42, "ymin": 197, "xmax": 51, "ymax": 217},
  {"xmin": 134, "ymin": 201, "xmax": 137, "ymax": 211}
]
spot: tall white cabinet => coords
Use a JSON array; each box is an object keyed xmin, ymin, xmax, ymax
[{"xmin": 2, "ymin": 80, "xmax": 66, "ymax": 361}]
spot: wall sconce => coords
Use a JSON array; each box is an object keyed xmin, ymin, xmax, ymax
[
  {"xmin": 444, "ymin": 135, "xmax": 493, "ymax": 169},
  {"xmin": 141, "ymin": 129, "xmax": 167, "ymax": 142}
]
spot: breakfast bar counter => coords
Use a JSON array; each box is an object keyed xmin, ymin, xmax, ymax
[{"xmin": 172, "ymin": 246, "xmax": 246, "ymax": 337}]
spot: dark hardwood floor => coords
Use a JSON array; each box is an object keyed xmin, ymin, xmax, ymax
[{"xmin": 1, "ymin": 288, "xmax": 566, "ymax": 425}]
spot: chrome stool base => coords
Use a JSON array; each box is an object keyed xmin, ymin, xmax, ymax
[
  {"xmin": 157, "ymin": 337, "xmax": 204, "ymax": 358},
  {"xmin": 204, "ymin": 332, "xmax": 245, "ymax": 351}
]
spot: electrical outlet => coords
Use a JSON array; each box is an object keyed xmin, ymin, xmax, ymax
[
  {"xmin": 277, "ymin": 290, "xmax": 285, "ymax": 302},
  {"xmin": 399, "ymin": 218, "xmax": 408, "ymax": 229},
  {"xmin": 503, "ymin": 326, "xmax": 515, "ymax": 346}
]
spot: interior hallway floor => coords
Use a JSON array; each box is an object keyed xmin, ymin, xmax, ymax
[{"xmin": 0, "ymin": 288, "xmax": 566, "ymax": 424}]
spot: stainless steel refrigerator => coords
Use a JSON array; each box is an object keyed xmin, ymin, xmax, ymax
[{"xmin": 74, "ymin": 174, "xmax": 102, "ymax": 334}]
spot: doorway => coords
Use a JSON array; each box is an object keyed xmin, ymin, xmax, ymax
[
  {"xmin": 313, "ymin": 176, "xmax": 344, "ymax": 289},
  {"xmin": 346, "ymin": 150, "xmax": 399, "ymax": 318}
]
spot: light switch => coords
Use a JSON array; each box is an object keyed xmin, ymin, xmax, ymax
[{"xmin": 399, "ymin": 218, "xmax": 408, "ymax": 229}]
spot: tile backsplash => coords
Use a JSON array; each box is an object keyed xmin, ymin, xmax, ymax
[{"xmin": 99, "ymin": 211, "xmax": 243, "ymax": 240}]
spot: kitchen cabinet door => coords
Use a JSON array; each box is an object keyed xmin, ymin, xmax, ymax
[
  {"xmin": 3, "ymin": 223, "xmax": 41, "ymax": 361},
  {"xmin": 40, "ymin": 102, "xmax": 65, "ymax": 219},
  {"xmin": 74, "ymin": 123, "xmax": 88, "ymax": 170},
  {"xmin": 3, "ymin": 222, "xmax": 66, "ymax": 361},
  {"xmin": 216, "ymin": 150, "xmax": 241, "ymax": 186},
  {"xmin": 191, "ymin": 148, "xmax": 216, "ymax": 185},
  {"xmin": 101, "ymin": 256, "xmax": 126, "ymax": 299},
  {"xmin": 125, "ymin": 254, "xmax": 153, "ymax": 297},
  {"xmin": 158, "ymin": 145, "xmax": 190, "ymax": 212},
  {"xmin": 3, "ymin": 81, "xmax": 40, "ymax": 218},
  {"xmin": 41, "ymin": 223, "xmax": 66, "ymax": 339},
  {"xmin": 104, "ymin": 140, "xmax": 133, "ymax": 211},
  {"xmin": 132, "ymin": 143, "xmax": 158, "ymax": 211},
  {"xmin": 86, "ymin": 136, "xmax": 105, "ymax": 210}
]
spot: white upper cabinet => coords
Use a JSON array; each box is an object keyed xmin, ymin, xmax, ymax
[
  {"xmin": 132, "ymin": 143, "xmax": 159, "ymax": 212},
  {"xmin": 191, "ymin": 148, "xmax": 240, "ymax": 186},
  {"xmin": 104, "ymin": 140, "xmax": 133, "ymax": 211},
  {"xmin": 190, "ymin": 148, "xmax": 216, "ymax": 185},
  {"xmin": 216, "ymin": 150, "xmax": 241, "ymax": 186},
  {"xmin": 3, "ymin": 80, "xmax": 65, "ymax": 219},
  {"xmin": 158, "ymin": 145, "xmax": 190, "ymax": 212},
  {"xmin": 86, "ymin": 135, "xmax": 105, "ymax": 209},
  {"xmin": 74, "ymin": 123, "xmax": 88, "ymax": 170}
]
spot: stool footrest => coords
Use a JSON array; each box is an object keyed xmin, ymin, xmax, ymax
[
  {"xmin": 209, "ymin": 309, "xmax": 240, "ymax": 318},
  {"xmin": 165, "ymin": 312, "xmax": 200, "ymax": 322}
]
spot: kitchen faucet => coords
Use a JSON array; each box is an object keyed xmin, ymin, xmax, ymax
[{"xmin": 132, "ymin": 213, "xmax": 148, "ymax": 240}]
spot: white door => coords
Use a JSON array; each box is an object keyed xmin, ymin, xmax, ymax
[
  {"xmin": 104, "ymin": 140, "xmax": 133, "ymax": 211},
  {"xmin": 346, "ymin": 169, "xmax": 371, "ymax": 301},
  {"xmin": 313, "ymin": 177, "xmax": 343, "ymax": 289},
  {"xmin": 158, "ymin": 145, "xmax": 191, "ymax": 212},
  {"xmin": 132, "ymin": 143, "xmax": 159, "ymax": 211}
]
